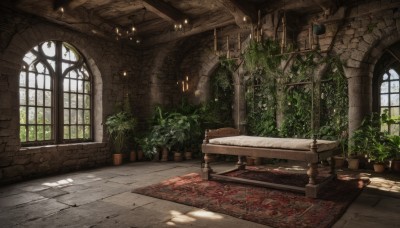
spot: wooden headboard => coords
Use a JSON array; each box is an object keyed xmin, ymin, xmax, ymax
[{"xmin": 203, "ymin": 128, "xmax": 240, "ymax": 143}]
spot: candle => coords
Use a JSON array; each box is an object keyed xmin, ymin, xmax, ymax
[
  {"xmin": 214, "ymin": 28, "xmax": 217, "ymax": 52},
  {"xmin": 238, "ymin": 33, "xmax": 241, "ymax": 51}
]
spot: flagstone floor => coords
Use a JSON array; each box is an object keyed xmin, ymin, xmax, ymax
[{"xmin": 0, "ymin": 160, "xmax": 399, "ymax": 228}]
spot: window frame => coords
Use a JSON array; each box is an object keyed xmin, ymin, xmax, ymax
[{"xmin": 19, "ymin": 41, "xmax": 94, "ymax": 146}]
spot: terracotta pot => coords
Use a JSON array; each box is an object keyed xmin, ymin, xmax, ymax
[
  {"xmin": 373, "ymin": 163, "xmax": 385, "ymax": 173},
  {"xmin": 174, "ymin": 152, "xmax": 182, "ymax": 162},
  {"xmin": 347, "ymin": 158, "xmax": 359, "ymax": 170},
  {"xmin": 334, "ymin": 156, "xmax": 345, "ymax": 168},
  {"xmin": 113, "ymin": 153, "xmax": 123, "ymax": 166},
  {"xmin": 184, "ymin": 151, "xmax": 192, "ymax": 160},
  {"xmin": 130, "ymin": 151, "xmax": 137, "ymax": 162},
  {"xmin": 391, "ymin": 160, "xmax": 400, "ymax": 172},
  {"xmin": 161, "ymin": 147, "xmax": 169, "ymax": 162}
]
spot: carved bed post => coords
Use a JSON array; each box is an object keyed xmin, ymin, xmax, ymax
[
  {"xmin": 307, "ymin": 136, "xmax": 319, "ymax": 185},
  {"xmin": 202, "ymin": 130, "xmax": 212, "ymax": 180}
]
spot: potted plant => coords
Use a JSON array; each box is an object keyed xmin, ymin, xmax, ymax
[
  {"xmin": 387, "ymin": 135, "xmax": 400, "ymax": 172},
  {"xmin": 370, "ymin": 139, "xmax": 391, "ymax": 173},
  {"xmin": 105, "ymin": 111, "xmax": 136, "ymax": 165}
]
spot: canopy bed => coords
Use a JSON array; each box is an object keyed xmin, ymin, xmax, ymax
[{"xmin": 201, "ymin": 127, "xmax": 341, "ymax": 198}]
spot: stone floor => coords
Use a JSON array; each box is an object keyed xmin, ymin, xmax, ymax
[{"xmin": 0, "ymin": 160, "xmax": 399, "ymax": 228}]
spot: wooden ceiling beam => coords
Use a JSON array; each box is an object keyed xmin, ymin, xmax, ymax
[
  {"xmin": 143, "ymin": 13, "xmax": 238, "ymax": 46},
  {"xmin": 215, "ymin": 0, "xmax": 257, "ymax": 28},
  {"xmin": 142, "ymin": 0, "xmax": 186, "ymax": 23},
  {"xmin": 15, "ymin": 0, "xmax": 114, "ymax": 40}
]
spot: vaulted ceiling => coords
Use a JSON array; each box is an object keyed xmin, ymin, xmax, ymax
[{"xmin": 4, "ymin": 0, "xmax": 342, "ymax": 46}]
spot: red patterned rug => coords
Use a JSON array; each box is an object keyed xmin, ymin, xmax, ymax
[{"xmin": 132, "ymin": 168, "xmax": 367, "ymax": 228}]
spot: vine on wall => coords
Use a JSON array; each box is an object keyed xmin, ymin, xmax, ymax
[{"xmin": 243, "ymin": 39, "xmax": 348, "ymax": 139}]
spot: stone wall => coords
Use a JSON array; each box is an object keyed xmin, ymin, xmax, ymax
[{"xmin": 0, "ymin": 8, "xmax": 144, "ymax": 183}]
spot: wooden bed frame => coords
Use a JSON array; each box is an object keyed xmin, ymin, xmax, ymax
[{"xmin": 201, "ymin": 128, "xmax": 341, "ymax": 198}]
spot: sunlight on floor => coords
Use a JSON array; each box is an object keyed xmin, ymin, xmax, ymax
[
  {"xmin": 166, "ymin": 209, "xmax": 223, "ymax": 226},
  {"xmin": 42, "ymin": 178, "xmax": 74, "ymax": 187}
]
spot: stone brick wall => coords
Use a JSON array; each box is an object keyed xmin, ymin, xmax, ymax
[{"xmin": 0, "ymin": 8, "xmax": 145, "ymax": 183}]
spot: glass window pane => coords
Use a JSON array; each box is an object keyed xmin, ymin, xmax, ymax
[
  {"xmin": 390, "ymin": 94, "xmax": 399, "ymax": 106},
  {"xmin": 84, "ymin": 95, "xmax": 90, "ymax": 109},
  {"xmin": 70, "ymin": 79, "xmax": 77, "ymax": 92},
  {"xmin": 84, "ymin": 81, "xmax": 90, "ymax": 93},
  {"xmin": 45, "ymin": 75, "xmax": 51, "ymax": 89},
  {"xmin": 45, "ymin": 125, "xmax": 51, "ymax": 140},
  {"xmin": 37, "ymin": 74, "xmax": 44, "ymax": 89},
  {"xmin": 78, "ymin": 110, "xmax": 83, "ymax": 124},
  {"xmin": 381, "ymin": 123, "xmax": 388, "ymax": 132},
  {"xmin": 28, "ymin": 107, "xmax": 35, "ymax": 124},
  {"xmin": 37, "ymin": 90, "xmax": 44, "ymax": 106},
  {"xmin": 45, "ymin": 108, "xmax": 52, "ymax": 124},
  {"xmin": 70, "ymin": 126, "xmax": 77, "ymax": 139},
  {"xmin": 64, "ymin": 93, "xmax": 70, "ymax": 108},
  {"xmin": 390, "ymin": 124, "xmax": 399, "ymax": 135},
  {"xmin": 62, "ymin": 62, "xmax": 72, "ymax": 74},
  {"xmin": 29, "ymin": 72, "xmax": 35, "ymax": 88},
  {"xmin": 28, "ymin": 126, "xmax": 36, "ymax": 141},
  {"xmin": 84, "ymin": 110, "xmax": 90, "ymax": 124},
  {"xmin": 20, "ymin": 106, "xmax": 26, "ymax": 124},
  {"xmin": 42, "ymin": 41, "xmax": 55, "ymax": 57},
  {"xmin": 37, "ymin": 107, "xmax": 43, "ymax": 124},
  {"xmin": 62, "ymin": 44, "xmax": 78, "ymax": 62},
  {"xmin": 64, "ymin": 78, "xmax": 70, "ymax": 91},
  {"xmin": 36, "ymin": 62, "xmax": 45, "ymax": 74},
  {"xmin": 390, "ymin": 81, "xmax": 399, "ymax": 93},
  {"xmin": 390, "ymin": 69, "xmax": 399, "ymax": 79},
  {"xmin": 78, "ymin": 126, "xmax": 84, "ymax": 138},
  {"xmin": 19, "ymin": 72, "xmax": 26, "ymax": 87},
  {"xmin": 64, "ymin": 109, "xmax": 69, "ymax": 124},
  {"xmin": 77, "ymin": 80, "xmax": 83, "ymax": 93},
  {"xmin": 71, "ymin": 109, "xmax": 77, "ymax": 124},
  {"xmin": 383, "ymin": 73, "xmax": 389, "ymax": 80},
  {"xmin": 47, "ymin": 60, "xmax": 55, "ymax": 72},
  {"xmin": 381, "ymin": 94, "xmax": 389, "ymax": 106},
  {"xmin": 19, "ymin": 88, "xmax": 26, "ymax": 105},
  {"xmin": 84, "ymin": 126, "xmax": 90, "ymax": 139},
  {"xmin": 28, "ymin": 89, "xmax": 36, "ymax": 105},
  {"xmin": 71, "ymin": 94, "xmax": 77, "ymax": 108},
  {"xmin": 64, "ymin": 126, "xmax": 70, "ymax": 139},
  {"xmin": 69, "ymin": 70, "xmax": 77, "ymax": 79},
  {"xmin": 45, "ymin": 91, "xmax": 52, "ymax": 107},
  {"xmin": 23, "ymin": 52, "xmax": 36, "ymax": 65},
  {"xmin": 78, "ymin": 94, "xmax": 83, "ymax": 108},
  {"xmin": 381, "ymin": 82, "xmax": 389, "ymax": 93},
  {"xmin": 20, "ymin": 126, "xmax": 26, "ymax": 142},
  {"xmin": 37, "ymin": 126, "xmax": 44, "ymax": 140}
]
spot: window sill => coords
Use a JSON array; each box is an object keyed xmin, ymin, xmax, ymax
[{"xmin": 19, "ymin": 142, "xmax": 107, "ymax": 153}]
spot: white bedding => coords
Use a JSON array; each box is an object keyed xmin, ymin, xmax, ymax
[{"xmin": 209, "ymin": 136, "xmax": 339, "ymax": 152}]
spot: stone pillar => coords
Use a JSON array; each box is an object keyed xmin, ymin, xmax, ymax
[
  {"xmin": 233, "ymin": 66, "xmax": 247, "ymax": 133},
  {"xmin": 345, "ymin": 67, "xmax": 372, "ymax": 137}
]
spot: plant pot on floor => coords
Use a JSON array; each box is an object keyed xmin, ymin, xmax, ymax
[
  {"xmin": 373, "ymin": 163, "xmax": 386, "ymax": 173},
  {"xmin": 184, "ymin": 151, "xmax": 192, "ymax": 160},
  {"xmin": 137, "ymin": 150, "xmax": 143, "ymax": 161},
  {"xmin": 174, "ymin": 152, "xmax": 183, "ymax": 162},
  {"xmin": 347, "ymin": 157, "xmax": 359, "ymax": 170},
  {"xmin": 113, "ymin": 153, "xmax": 123, "ymax": 165},
  {"xmin": 333, "ymin": 156, "xmax": 346, "ymax": 168},
  {"xmin": 161, "ymin": 147, "xmax": 169, "ymax": 162},
  {"xmin": 130, "ymin": 150, "xmax": 137, "ymax": 162},
  {"xmin": 391, "ymin": 160, "xmax": 400, "ymax": 172}
]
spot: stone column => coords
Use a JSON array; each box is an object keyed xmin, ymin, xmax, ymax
[
  {"xmin": 233, "ymin": 66, "xmax": 247, "ymax": 133},
  {"xmin": 345, "ymin": 67, "xmax": 372, "ymax": 137}
]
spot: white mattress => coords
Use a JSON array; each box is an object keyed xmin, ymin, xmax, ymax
[{"xmin": 209, "ymin": 136, "xmax": 339, "ymax": 152}]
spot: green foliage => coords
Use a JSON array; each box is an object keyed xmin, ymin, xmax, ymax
[{"xmin": 105, "ymin": 111, "xmax": 136, "ymax": 153}]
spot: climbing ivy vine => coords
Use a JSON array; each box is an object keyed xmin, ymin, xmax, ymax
[{"xmin": 243, "ymin": 39, "xmax": 348, "ymax": 140}]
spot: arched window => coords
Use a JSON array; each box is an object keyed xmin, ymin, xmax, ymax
[
  {"xmin": 379, "ymin": 68, "xmax": 400, "ymax": 135},
  {"xmin": 19, "ymin": 41, "xmax": 92, "ymax": 145}
]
